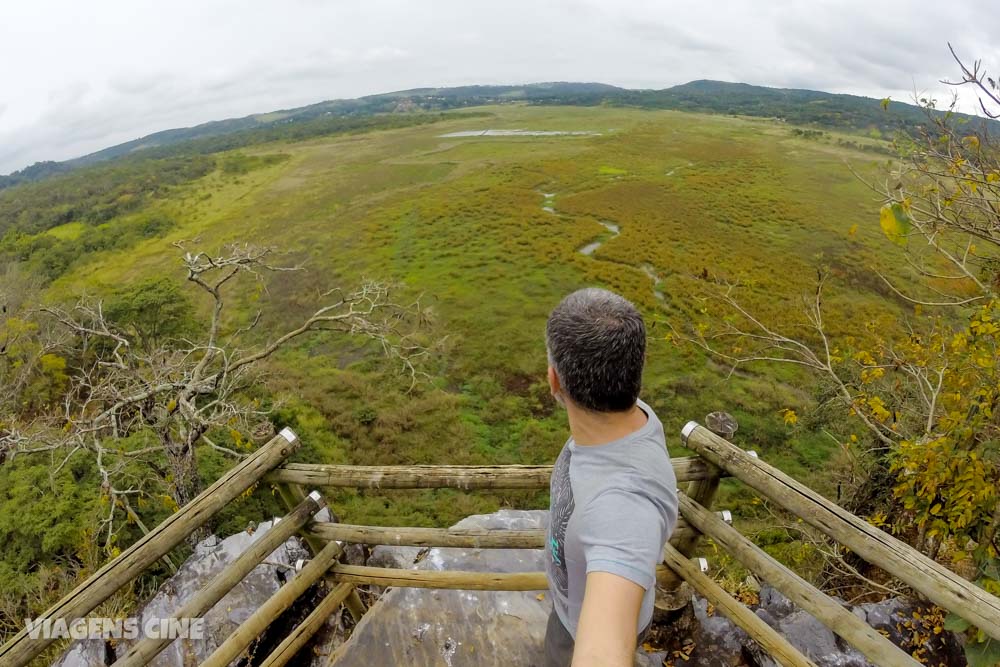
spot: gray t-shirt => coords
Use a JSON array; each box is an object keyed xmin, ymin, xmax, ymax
[{"xmin": 545, "ymin": 399, "xmax": 679, "ymax": 638}]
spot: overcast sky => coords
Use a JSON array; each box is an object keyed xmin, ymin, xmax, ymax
[{"xmin": 1, "ymin": 0, "xmax": 996, "ymax": 174}]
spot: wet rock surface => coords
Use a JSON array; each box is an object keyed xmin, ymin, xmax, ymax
[
  {"xmin": 52, "ymin": 518, "xmax": 316, "ymax": 667},
  {"xmin": 327, "ymin": 509, "xmax": 553, "ymax": 667}
]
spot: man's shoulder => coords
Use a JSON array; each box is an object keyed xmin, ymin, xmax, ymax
[{"xmin": 579, "ymin": 480, "xmax": 673, "ymax": 540}]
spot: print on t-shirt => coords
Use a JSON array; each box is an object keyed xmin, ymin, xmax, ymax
[{"xmin": 548, "ymin": 445, "xmax": 574, "ymax": 595}]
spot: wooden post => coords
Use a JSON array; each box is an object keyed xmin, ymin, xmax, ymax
[
  {"xmin": 274, "ymin": 483, "xmax": 367, "ymax": 623},
  {"xmin": 111, "ymin": 492, "xmax": 324, "ymax": 667},
  {"xmin": 677, "ymin": 492, "xmax": 921, "ymax": 667},
  {"xmin": 673, "ymin": 412, "xmax": 736, "ymax": 556},
  {"xmin": 258, "ymin": 583, "xmax": 354, "ymax": 667},
  {"xmin": 275, "ymin": 484, "xmax": 329, "ymax": 556},
  {"xmin": 682, "ymin": 422, "xmax": 1000, "ymax": 642},
  {"xmin": 0, "ymin": 429, "xmax": 301, "ymax": 667},
  {"xmin": 662, "ymin": 543, "xmax": 818, "ymax": 667},
  {"xmin": 201, "ymin": 540, "xmax": 344, "ymax": 667}
]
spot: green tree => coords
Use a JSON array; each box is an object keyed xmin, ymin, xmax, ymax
[{"xmin": 103, "ymin": 277, "xmax": 197, "ymax": 349}]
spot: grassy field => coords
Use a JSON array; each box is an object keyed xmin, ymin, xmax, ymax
[{"xmin": 41, "ymin": 103, "xmax": 911, "ymax": 527}]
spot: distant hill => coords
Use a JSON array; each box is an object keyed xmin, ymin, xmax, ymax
[
  {"xmin": 1, "ymin": 79, "xmax": 990, "ymax": 190},
  {"xmin": 64, "ymin": 83, "xmax": 625, "ymax": 167},
  {"xmin": 616, "ymin": 80, "xmax": 951, "ymax": 133}
]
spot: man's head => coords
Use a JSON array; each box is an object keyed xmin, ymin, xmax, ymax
[{"xmin": 545, "ymin": 288, "xmax": 646, "ymax": 413}]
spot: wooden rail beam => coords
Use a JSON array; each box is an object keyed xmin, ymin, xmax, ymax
[
  {"xmin": 325, "ymin": 564, "xmax": 679, "ymax": 590},
  {"xmin": 111, "ymin": 492, "xmax": 325, "ymax": 667},
  {"xmin": 306, "ymin": 518, "xmax": 698, "ymax": 549},
  {"xmin": 326, "ymin": 564, "xmax": 547, "ymax": 590},
  {"xmin": 663, "ymin": 543, "xmax": 818, "ymax": 667},
  {"xmin": 677, "ymin": 492, "xmax": 921, "ymax": 667},
  {"xmin": 0, "ymin": 429, "xmax": 302, "ymax": 667},
  {"xmin": 273, "ymin": 484, "xmax": 367, "ymax": 622},
  {"xmin": 264, "ymin": 457, "xmax": 721, "ymax": 490},
  {"xmin": 259, "ymin": 583, "xmax": 355, "ymax": 667},
  {"xmin": 201, "ymin": 540, "xmax": 344, "ymax": 667},
  {"xmin": 682, "ymin": 421, "xmax": 1000, "ymax": 642}
]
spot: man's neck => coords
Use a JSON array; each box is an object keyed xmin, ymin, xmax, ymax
[{"xmin": 565, "ymin": 402, "xmax": 648, "ymax": 446}]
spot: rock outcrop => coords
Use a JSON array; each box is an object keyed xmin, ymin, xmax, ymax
[
  {"xmin": 52, "ymin": 517, "xmax": 319, "ymax": 667},
  {"xmin": 324, "ymin": 509, "xmax": 554, "ymax": 666},
  {"xmin": 648, "ymin": 584, "xmax": 964, "ymax": 666}
]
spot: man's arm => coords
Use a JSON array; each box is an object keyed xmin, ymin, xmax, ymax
[{"xmin": 571, "ymin": 571, "xmax": 644, "ymax": 667}]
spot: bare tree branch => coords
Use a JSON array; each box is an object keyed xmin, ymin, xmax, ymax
[{"xmin": 5, "ymin": 243, "xmax": 437, "ymax": 548}]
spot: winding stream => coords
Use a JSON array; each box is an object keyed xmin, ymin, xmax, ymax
[
  {"xmin": 579, "ymin": 221, "xmax": 620, "ymax": 256},
  {"xmin": 641, "ymin": 264, "xmax": 665, "ymax": 301},
  {"xmin": 440, "ymin": 129, "xmax": 602, "ymax": 138},
  {"xmin": 541, "ymin": 191, "xmax": 664, "ymax": 302},
  {"xmin": 665, "ymin": 161, "xmax": 695, "ymax": 177}
]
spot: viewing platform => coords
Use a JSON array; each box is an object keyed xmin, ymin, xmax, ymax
[{"xmin": 3, "ymin": 420, "xmax": 998, "ymax": 667}]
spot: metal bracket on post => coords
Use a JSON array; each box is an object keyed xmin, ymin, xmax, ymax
[
  {"xmin": 681, "ymin": 421, "xmax": 699, "ymax": 446},
  {"xmin": 308, "ymin": 489, "xmax": 327, "ymax": 512}
]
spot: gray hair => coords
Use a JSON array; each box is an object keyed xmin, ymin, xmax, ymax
[{"xmin": 545, "ymin": 288, "xmax": 646, "ymax": 412}]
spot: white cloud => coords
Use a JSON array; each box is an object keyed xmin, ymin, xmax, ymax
[{"xmin": 0, "ymin": 0, "xmax": 997, "ymax": 173}]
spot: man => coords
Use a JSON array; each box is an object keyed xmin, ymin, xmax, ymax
[{"xmin": 543, "ymin": 288, "xmax": 679, "ymax": 667}]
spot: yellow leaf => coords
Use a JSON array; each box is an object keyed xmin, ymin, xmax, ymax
[{"xmin": 879, "ymin": 203, "xmax": 911, "ymax": 245}]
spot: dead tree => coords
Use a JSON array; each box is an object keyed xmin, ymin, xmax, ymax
[{"xmin": 4, "ymin": 243, "xmax": 432, "ymax": 549}]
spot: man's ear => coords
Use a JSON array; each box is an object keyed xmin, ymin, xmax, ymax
[{"xmin": 547, "ymin": 366, "xmax": 562, "ymax": 398}]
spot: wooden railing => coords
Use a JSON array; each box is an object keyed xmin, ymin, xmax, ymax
[
  {"xmin": 3, "ymin": 421, "xmax": 1000, "ymax": 667},
  {"xmin": 0, "ymin": 429, "xmax": 302, "ymax": 667},
  {"xmin": 682, "ymin": 422, "xmax": 1000, "ymax": 645}
]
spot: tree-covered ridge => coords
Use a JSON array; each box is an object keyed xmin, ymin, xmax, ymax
[
  {"xmin": 3, "ymin": 80, "xmax": 991, "ymax": 191},
  {"xmin": 613, "ymin": 80, "xmax": 979, "ymax": 134}
]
